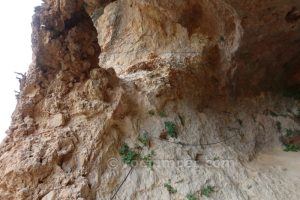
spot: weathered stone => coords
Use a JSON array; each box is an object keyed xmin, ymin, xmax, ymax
[{"xmin": 48, "ymin": 113, "xmax": 66, "ymax": 128}]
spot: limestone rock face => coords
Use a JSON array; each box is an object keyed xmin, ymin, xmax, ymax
[
  {"xmin": 96, "ymin": 0, "xmax": 300, "ymax": 95},
  {"xmin": 0, "ymin": 0, "xmax": 300, "ymax": 199}
]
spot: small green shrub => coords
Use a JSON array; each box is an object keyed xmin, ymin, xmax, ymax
[
  {"xmin": 284, "ymin": 144, "xmax": 300, "ymax": 152},
  {"xmin": 213, "ymin": 156, "xmax": 220, "ymax": 161},
  {"xmin": 285, "ymin": 129, "xmax": 300, "ymax": 137},
  {"xmin": 119, "ymin": 144, "xmax": 139, "ymax": 166},
  {"xmin": 186, "ymin": 193, "xmax": 197, "ymax": 200},
  {"xmin": 164, "ymin": 121, "xmax": 177, "ymax": 138},
  {"xmin": 164, "ymin": 182, "xmax": 177, "ymax": 194},
  {"xmin": 201, "ymin": 185, "xmax": 214, "ymax": 197},
  {"xmin": 159, "ymin": 111, "xmax": 167, "ymax": 117},
  {"xmin": 138, "ymin": 131, "xmax": 150, "ymax": 147},
  {"xmin": 142, "ymin": 151, "xmax": 155, "ymax": 170},
  {"xmin": 285, "ymin": 129, "xmax": 293, "ymax": 137}
]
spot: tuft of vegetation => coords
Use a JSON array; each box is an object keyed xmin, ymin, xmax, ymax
[
  {"xmin": 283, "ymin": 87, "xmax": 300, "ymax": 100},
  {"xmin": 159, "ymin": 111, "xmax": 167, "ymax": 117},
  {"xmin": 186, "ymin": 193, "xmax": 197, "ymax": 200},
  {"xmin": 138, "ymin": 131, "xmax": 150, "ymax": 147},
  {"xmin": 119, "ymin": 144, "xmax": 139, "ymax": 166},
  {"xmin": 164, "ymin": 181, "xmax": 177, "ymax": 194},
  {"xmin": 285, "ymin": 129, "xmax": 294, "ymax": 137},
  {"xmin": 213, "ymin": 156, "xmax": 220, "ymax": 161},
  {"xmin": 285, "ymin": 129, "xmax": 300, "ymax": 137},
  {"xmin": 142, "ymin": 151, "xmax": 155, "ymax": 170},
  {"xmin": 201, "ymin": 185, "xmax": 214, "ymax": 198},
  {"xmin": 284, "ymin": 144, "xmax": 300, "ymax": 152},
  {"xmin": 164, "ymin": 121, "xmax": 177, "ymax": 138}
]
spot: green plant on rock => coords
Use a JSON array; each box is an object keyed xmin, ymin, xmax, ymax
[
  {"xmin": 119, "ymin": 144, "xmax": 139, "ymax": 166},
  {"xmin": 142, "ymin": 151, "xmax": 155, "ymax": 170},
  {"xmin": 138, "ymin": 131, "xmax": 150, "ymax": 147},
  {"xmin": 284, "ymin": 144, "xmax": 300, "ymax": 152},
  {"xmin": 285, "ymin": 129, "xmax": 294, "ymax": 137},
  {"xmin": 186, "ymin": 193, "xmax": 197, "ymax": 200},
  {"xmin": 201, "ymin": 185, "xmax": 214, "ymax": 197},
  {"xmin": 164, "ymin": 121, "xmax": 177, "ymax": 138},
  {"xmin": 213, "ymin": 156, "xmax": 220, "ymax": 161},
  {"xmin": 164, "ymin": 181, "xmax": 177, "ymax": 194},
  {"xmin": 159, "ymin": 111, "xmax": 167, "ymax": 117},
  {"xmin": 285, "ymin": 129, "xmax": 300, "ymax": 137}
]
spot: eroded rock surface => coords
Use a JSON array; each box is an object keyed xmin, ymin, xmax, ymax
[{"xmin": 0, "ymin": 0, "xmax": 300, "ymax": 199}]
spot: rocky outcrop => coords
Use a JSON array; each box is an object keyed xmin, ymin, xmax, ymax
[
  {"xmin": 96, "ymin": 0, "xmax": 300, "ymax": 96},
  {"xmin": 0, "ymin": 0, "xmax": 300, "ymax": 199}
]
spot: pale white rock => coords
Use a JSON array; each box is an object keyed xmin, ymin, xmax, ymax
[
  {"xmin": 42, "ymin": 191, "xmax": 57, "ymax": 200},
  {"xmin": 48, "ymin": 113, "xmax": 65, "ymax": 128}
]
